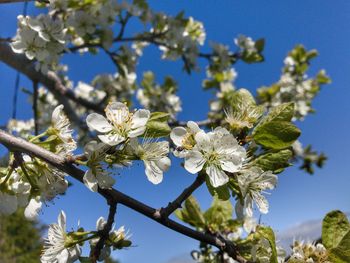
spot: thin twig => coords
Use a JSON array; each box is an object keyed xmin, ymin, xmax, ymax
[
  {"xmin": 159, "ymin": 172, "xmax": 205, "ymax": 218},
  {"xmin": 12, "ymin": 72, "xmax": 20, "ymax": 119},
  {"xmin": 32, "ymin": 81, "xmax": 39, "ymax": 135},
  {"xmin": 92, "ymin": 202, "xmax": 117, "ymax": 262}
]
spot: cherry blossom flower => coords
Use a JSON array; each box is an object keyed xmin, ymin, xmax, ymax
[
  {"xmin": 83, "ymin": 141, "xmax": 115, "ymax": 192},
  {"xmin": 184, "ymin": 127, "xmax": 246, "ymax": 188},
  {"xmin": 51, "ymin": 105, "xmax": 77, "ymax": 155},
  {"xmin": 236, "ymin": 167, "xmax": 277, "ymax": 217},
  {"xmin": 41, "ymin": 211, "xmax": 81, "ymax": 263},
  {"xmin": 126, "ymin": 138, "xmax": 171, "ymax": 184},
  {"xmin": 170, "ymin": 121, "xmax": 202, "ymax": 157},
  {"xmin": 86, "ymin": 102, "xmax": 150, "ymax": 146}
]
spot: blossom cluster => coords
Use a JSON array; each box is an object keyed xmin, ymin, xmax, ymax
[
  {"xmin": 0, "ymin": 105, "xmax": 75, "ymax": 220},
  {"xmin": 41, "ymin": 211, "xmax": 131, "ymax": 262},
  {"xmin": 137, "ymin": 72, "xmax": 182, "ymax": 119},
  {"xmin": 85, "ymin": 101, "xmax": 171, "ymax": 189},
  {"xmin": 11, "ymin": 14, "xmax": 66, "ymax": 73},
  {"xmin": 258, "ymin": 45, "xmax": 330, "ymax": 121},
  {"xmin": 288, "ymin": 241, "xmax": 330, "ymax": 263}
]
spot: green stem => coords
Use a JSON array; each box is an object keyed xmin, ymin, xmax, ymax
[
  {"xmin": 29, "ymin": 131, "xmax": 47, "ymax": 143},
  {"xmin": 19, "ymin": 163, "xmax": 36, "ymax": 189},
  {"xmin": 75, "ymin": 160, "xmax": 87, "ymax": 166},
  {"xmin": 1, "ymin": 167, "xmax": 14, "ymax": 186},
  {"xmin": 67, "ymin": 233, "xmax": 99, "ymax": 247}
]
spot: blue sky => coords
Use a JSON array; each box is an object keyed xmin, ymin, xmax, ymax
[{"xmin": 1, "ymin": 1, "xmax": 350, "ymax": 262}]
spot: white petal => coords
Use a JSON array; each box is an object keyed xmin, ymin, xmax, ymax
[
  {"xmin": 58, "ymin": 210, "xmax": 66, "ymax": 231},
  {"xmin": 10, "ymin": 41, "xmax": 26, "ymax": 53},
  {"xmin": 96, "ymin": 172, "xmax": 115, "ymax": 189},
  {"xmin": 187, "ymin": 121, "xmax": 201, "ymax": 133},
  {"xmin": 96, "ymin": 217, "xmax": 107, "ymax": 231},
  {"xmin": 105, "ymin": 102, "xmax": 129, "ymax": 124},
  {"xmin": 243, "ymin": 217, "xmax": 257, "ymax": 233},
  {"xmin": 220, "ymin": 155, "xmax": 243, "ymax": 173},
  {"xmin": 131, "ymin": 109, "xmax": 150, "ymax": 129},
  {"xmin": 245, "ymin": 196, "xmax": 254, "ymax": 217},
  {"xmin": 52, "ymin": 104, "xmax": 64, "ymax": 124},
  {"xmin": 86, "ymin": 113, "xmax": 113, "ymax": 133},
  {"xmin": 24, "ymin": 198, "xmax": 42, "ymax": 220},
  {"xmin": 98, "ymin": 133, "xmax": 125, "ymax": 146},
  {"xmin": 194, "ymin": 131, "xmax": 211, "ymax": 151},
  {"xmin": 144, "ymin": 161, "xmax": 163, "ymax": 184},
  {"xmin": 57, "ymin": 249, "xmax": 69, "ymax": 263},
  {"xmin": 170, "ymin": 126, "xmax": 187, "ymax": 147},
  {"xmin": 155, "ymin": 157, "xmax": 171, "ymax": 172},
  {"xmin": 184, "ymin": 150, "xmax": 205, "ymax": 174},
  {"xmin": 128, "ymin": 125, "xmax": 146, "ymax": 138},
  {"xmin": 252, "ymin": 192, "xmax": 269, "ymax": 214},
  {"xmin": 68, "ymin": 245, "xmax": 82, "ymax": 262},
  {"xmin": 83, "ymin": 170, "xmax": 98, "ymax": 192},
  {"xmin": 206, "ymin": 165, "xmax": 229, "ymax": 188}
]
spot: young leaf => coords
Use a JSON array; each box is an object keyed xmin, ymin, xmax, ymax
[
  {"xmin": 253, "ymin": 121, "xmax": 301, "ymax": 150},
  {"xmin": 251, "ymin": 149, "xmax": 292, "ymax": 173},
  {"xmin": 322, "ymin": 210, "xmax": 350, "ymax": 249}
]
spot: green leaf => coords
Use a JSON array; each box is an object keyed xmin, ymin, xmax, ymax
[
  {"xmin": 175, "ymin": 196, "xmax": 205, "ymax": 229},
  {"xmin": 322, "ymin": 210, "xmax": 350, "ymax": 249},
  {"xmin": 204, "ymin": 197, "xmax": 233, "ymax": 230},
  {"xmin": 256, "ymin": 226, "xmax": 278, "ymax": 263},
  {"xmin": 265, "ymin": 103, "xmax": 295, "ymax": 122},
  {"xmin": 251, "ymin": 149, "xmax": 292, "ymax": 173},
  {"xmin": 329, "ymin": 230, "xmax": 350, "ymax": 263},
  {"xmin": 253, "ymin": 121, "xmax": 301, "ymax": 149},
  {"xmin": 205, "ymin": 177, "xmax": 230, "ymax": 201},
  {"xmin": 145, "ymin": 120, "xmax": 171, "ymax": 138},
  {"xmin": 148, "ymin": 112, "xmax": 170, "ymax": 122},
  {"xmin": 255, "ymin": 38, "xmax": 265, "ymax": 52}
]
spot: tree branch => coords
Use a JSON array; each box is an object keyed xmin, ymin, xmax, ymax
[
  {"xmin": 92, "ymin": 202, "xmax": 117, "ymax": 262},
  {"xmin": 0, "ymin": 129, "xmax": 247, "ymax": 263},
  {"xmin": 32, "ymin": 81, "xmax": 39, "ymax": 135},
  {"xmin": 159, "ymin": 172, "xmax": 205, "ymax": 218},
  {"xmin": 0, "ymin": 43, "xmax": 102, "ymax": 125}
]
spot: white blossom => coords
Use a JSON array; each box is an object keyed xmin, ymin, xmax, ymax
[
  {"xmin": 86, "ymin": 102, "xmax": 150, "ymax": 146},
  {"xmin": 74, "ymin": 82, "xmax": 106, "ymax": 103},
  {"xmin": 170, "ymin": 121, "xmax": 202, "ymax": 157},
  {"xmin": 24, "ymin": 197, "xmax": 43, "ymax": 220},
  {"xmin": 83, "ymin": 141, "xmax": 115, "ymax": 192},
  {"xmin": 126, "ymin": 138, "xmax": 171, "ymax": 184},
  {"xmin": 236, "ymin": 167, "xmax": 277, "ymax": 217},
  {"xmin": 28, "ymin": 14, "xmax": 66, "ymax": 43},
  {"xmin": 184, "ymin": 17, "xmax": 206, "ymax": 45},
  {"xmin": 51, "ymin": 105, "xmax": 77, "ymax": 155},
  {"xmin": 234, "ymin": 35, "xmax": 257, "ymax": 54},
  {"xmin": 41, "ymin": 211, "xmax": 81, "ymax": 263},
  {"xmin": 67, "ymin": 11, "xmax": 95, "ymax": 37},
  {"xmin": 184, "ymin": 127, "xmax": 246, "ymax": 188},
  {"xmin": 90, "ymin": 217, "xmax": 111, "ymax": 261}
]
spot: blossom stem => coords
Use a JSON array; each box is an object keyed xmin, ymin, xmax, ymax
[
  {"xmin": 1, "ymin": 167, "xmax": 14, "ymax": 186},
  {"xmin": 67, "ymin": 233, "xmax": 99, "ymax": 247},
  {"xmin": 92, "ymin": 202, "xmax": 117, "ymax": 262},
  {"xmin": 19, "ymin": 162, "xmax": 37, "ymax": 189},
  {"xmin": 29, "ymin": 131, "xmax": 47, "ymax": 143}
]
